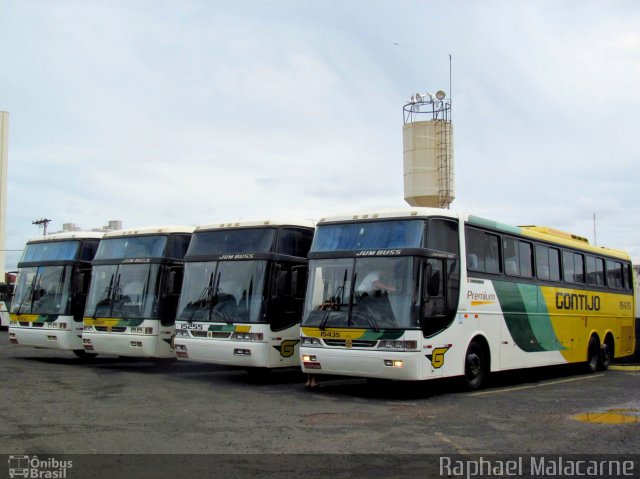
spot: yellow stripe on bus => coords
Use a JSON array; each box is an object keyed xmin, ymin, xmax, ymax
[
  {"xmin": 9, "ymin": 314, "xmax": 42, "ymax": 322},
  {"xmin": 83, "ymin": 317, "xmax": 122, "ymax": 327},
  {"xmin": 301, "ymin": 327, "xmax": 368, "ymax": 340},
  {"xmin": 539, "ymin": 287, "xmax": 634, "ymax": 363}
]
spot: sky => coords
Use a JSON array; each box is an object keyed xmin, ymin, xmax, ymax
[{"xmin": 1, "ymin": 0, "xmax": 639, "ymax": 270}]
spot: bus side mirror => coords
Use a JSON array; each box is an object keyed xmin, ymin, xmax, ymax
[
  {"xmin": 76, "ymin": 272, "xmax": 88, "ymax": 295},
  {"xmin": 166, "ymin": 270, "xmax": 181, "ymax": 295},
  {"xmin": 274, "ymin": 270, "xmax": 288, "ymax": 298},
  {"xmin": 291, "ymin": 266, "xmax": 308, "ymax": 300},
  {"xmin": 422, "ymin": 262, "xmax": 433, "ymax": 302}
]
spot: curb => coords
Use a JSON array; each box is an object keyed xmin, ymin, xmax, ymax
[{"xmin": 609, "ymin": 365, "xmax": 640, "ymax": 371}]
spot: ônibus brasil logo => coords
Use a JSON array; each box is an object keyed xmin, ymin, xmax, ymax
[{"xmin": 8, "ymin": 455, "xmax": 73, "ymax": 479}]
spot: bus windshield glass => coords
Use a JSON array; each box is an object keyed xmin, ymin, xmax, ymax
[
  {"xmin": 20, "ymin": 240, "xmax": 80, "ymax": 263},
  {"xmin": 11, "ymin": 265, "xmax": 73, "ymax": 315},
  {"xmin": 85, "ymin": 263, "xmax": 160, "ymax": 319},
  {"xmin": 95, "ymin": 235, "xmax": 167, "ymax": 260},
  {"xmin": 187, "ymin": 228, "xmax": 276, "ymax": 256},
  {"xmin": 177, "ymin": 260, "xmax": 266, "ymax": 323},
  {"xmin": 302, "ymin": 256, "xmax": 418, "ymax": 329},
  {"xmin": 311, "ymin": 220, "xmax": 423, "ymax": 252}
]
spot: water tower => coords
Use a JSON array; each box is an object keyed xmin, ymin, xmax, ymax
[{"xmin": 402, "ymin": 91, "xmax": 454, "ymax": 208}]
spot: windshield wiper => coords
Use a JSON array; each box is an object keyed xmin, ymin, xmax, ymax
[
  {"xmin": 16, "ymin": 276, "xmax": 37, "ymax": 314},
  {"xmin": 319, "ymin": 269, "xmax": 349, "ymax": 330},
  {"xmin": 187, "ymin": 272, "xmax": 216, "ymax": 322},
  {"xmin": 213, "ymin": 307, "xmax": 233, "ymax": 325},
  {"xmin": 94, "ymin": 273, "xmax": 116, "ymax": 317},
  {"xmin": 350, "ymin": 273, "xmax": 379, "ymax": 331},
  {"xmin": 353, "ymin": 303, "xmax": 379, "ymax": 332}
]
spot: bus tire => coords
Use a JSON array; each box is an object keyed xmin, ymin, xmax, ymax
[
  {"xmin": 598, "ymin": 336, "xmax": 614, "ymax": 371},
  {"xmin": 464, "ymin": 340, "xmax": 487, "ymax": 390},
  {"xmin": 73, "ymin": 349, "xmax": 97, "ymax": 359},
  {"xmin": 586, "ymin": 336, "xmax": 599, "ymax": 373}
]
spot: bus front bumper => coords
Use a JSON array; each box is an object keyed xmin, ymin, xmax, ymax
[
  {"xmin": 82, "ymin": 332, "xmax": 174, "ymax": 358},
  {"xmin": 299, "ymin": 346, "xmax": 423, "ymax": 380},
  {"xmin": 174, "ymin": 337, "xmax": 269, "ymax": 367},
  {"xmin": 9, "ymin": 326, "xmax": 81, "ymax": 351}
]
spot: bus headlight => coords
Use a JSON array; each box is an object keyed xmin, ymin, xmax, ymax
[
  {"xmin": 175, "ymin": 329, "xmax": 190, "ymax": 337},
  {"xmin": 384, "ymin": 359, "xmax": 404, "ymax": 368},
  {"xmin": 301, "ymin": 337, "xmax": 322, "ymax": 347},
  {"xmin": 131, "ymin": 327, "xmax": 154, "ymax": 335},
  {"xmin": 232, "ymin": 332, "xmax": 263, "ymax": 341},
  {"xmin": 377, "ymin": 340, "xmax": 418, "ymax": 351}
]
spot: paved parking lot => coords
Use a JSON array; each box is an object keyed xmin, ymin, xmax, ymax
[{"xmin": 1, "ymin": 329, "xmax": 639, "ymax": 460}]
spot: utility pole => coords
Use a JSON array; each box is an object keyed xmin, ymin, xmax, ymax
[
  {"xmin": 0, "ymin": 111, "xmax": 8, "ymax": 280},
  {"xmin": 32, "ymin": 218, "xmax": 52, "ymax": 236}
]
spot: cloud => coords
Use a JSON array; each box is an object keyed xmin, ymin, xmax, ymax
[{"xmin": 1, "ymin": 1, "xmax": 639, "ymax": 268}]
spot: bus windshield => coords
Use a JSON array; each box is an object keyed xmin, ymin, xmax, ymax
[
  {"xmin": 177, "ymin": 260, "xmax": 266, "ymax": 323},
  {"xmin": 95, "ymin": 235, "xmax": 167, "ymax": 260},
  {"xmin": 20, "ymin": 240, "xmax": 80, "ymax": 263},
  {"xmin": 85, "ymin": 263, "xmax": 160, "ymax": 319},
  {"xmin": 187, "ymin": 228, "xmax": 276, "ymax": 256},
  {"xmin": 311, "ymin": 220, "xmax": 424, "ymax": 252},
  {"xmin": 11, "ymin": 266, "xmax": 73, "ymax": 315},
  {"xmin": 302, "ymin": 256, "xmax": 419, "ymax": 330}
]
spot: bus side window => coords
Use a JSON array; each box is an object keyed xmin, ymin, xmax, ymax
[
  {"xmin": 504, "ymin": 237, "xmax": 519, "ymax": 276},
  {"xmin": 269, "ymin": 262, "xmax": 303, "ymax": 331},
  {"xmin": 422, "ymin": 259, "xmax": 448, "ymax": 337}
]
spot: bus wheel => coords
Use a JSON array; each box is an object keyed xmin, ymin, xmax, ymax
[
  {"xmin": 73, "ymin": 349, "xmax": 97, "ymax": 359},
  {"xmin": 586, "ymin": 336, "xmax": 599, "ymax": 373},
  {"xmin": 464, "ymin": 341, "xmax": 486, "ymax": 390},
  {"xmin": 598, "ymin": 337, "xmax": 613, "ymax": 371}
]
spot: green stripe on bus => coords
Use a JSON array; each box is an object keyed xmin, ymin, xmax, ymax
[
  {"xmin": 493, "ymin": 281, "xmax": 563, "ymax": 352},
  {"xmin": 208, "ymin": 324, "xmax": 236, "ymax": 333},
  {"xmin": 360, "ymin": 330, "xmax": 404, "ymax": 340},
  {"xmin": 114, "ymin": 318, "xmax": 145, "ymax": 327},
  {"xmin": 468, "ymin": 216, "xmax": 522, "ymax": 235}
]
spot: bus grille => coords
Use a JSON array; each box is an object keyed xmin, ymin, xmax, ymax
[
  {"xmin": 187, "ymin": 331, "xmax": 231, "ymax": 339},
  {"xmin": 210, "ymin": 332, "xmax": 232, "ymax": 339},
  {"xmin": 95, "ymin": 326, "xmax": 127, "ymax": 333},
  {"xmin": 19, "ymin": 322, "xmax": 44, "ymax": 327},
  {"xmin": 323, "ymin": 339, "xmax": 377, "ymax": 348}
]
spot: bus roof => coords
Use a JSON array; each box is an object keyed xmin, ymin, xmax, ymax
[
  {"xmin": 26, "ymin": 231, "xmax": 105, "ymax": 243},
  {"xmin": 102, "ymin": 226, "xmax": 194, "ymax": 238},
  {"xmin": 316, "ymin": 208, "xmax": 630, "ymax": 261},
  {"xmin": 317, "ymin": 207, "xmax": 458, "ymax": 224},
  {"xmin": 466, "ymin": 214, "xmax": 630, "ymax": 260},
  {"xmin": 195, "ymin": 219, "xmax": 315, "ymax": 232}
]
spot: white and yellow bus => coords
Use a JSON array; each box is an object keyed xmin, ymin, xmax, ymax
[
  {"xmin": 82, "ymin": 226, "xmax": 193, "ymax": 359},
  {"xmin": 300, "ymin": 208, "xmax": 635, "ymax": 389},
  {"xmin": 9, "ymin": 232, "xmax": 103, "ymax": 356},
  {"xmin": 174, "ymin": 219, "xmax": 314, "ymax": 371}
]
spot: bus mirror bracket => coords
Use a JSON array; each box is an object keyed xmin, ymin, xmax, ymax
[
  {"xmin": 166, "ymin": 269, "xmax": 180, "ymax": 296},
  {"xmin": 423, "ymin": 262, "xmax": 433, "ymax": 303},
  {"xmin": 291, "ymin": 266, "xmax": 308, "ymax": 299}
]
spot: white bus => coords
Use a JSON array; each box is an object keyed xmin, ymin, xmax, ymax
[
  {"xmin": 8, "ymin": 232, "xmax": 103, "ymax": 356},
  {"xmin": 82, "ymin": 226, "xmax": 193, "ymax": 359},
  {"xmin": 300, "ymin": 208, "xmax": 635, "ymax": 389},
  {"xmin": 174, "ymin": 219, "xmax": 314, "ymax": 371}
]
